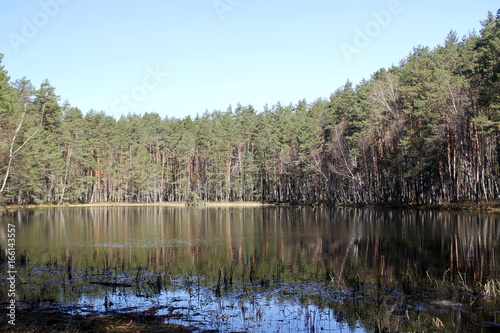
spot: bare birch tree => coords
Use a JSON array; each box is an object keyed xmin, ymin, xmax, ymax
[{"xmin": 0, "ymin": 106, "xmax": 39, "ymax": 195}]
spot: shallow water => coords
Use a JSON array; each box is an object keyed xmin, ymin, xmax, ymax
[{"xmin": 1, "ymin": 206, "xmax": 500, "ymax": 331}]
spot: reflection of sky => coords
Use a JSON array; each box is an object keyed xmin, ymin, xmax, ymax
[
  {"xmin": 5, "ymin": 206, "xmax": 500, "ymax": 331},
  {"xmin": 74, "ymin": 287, "xmax": 367, "ymax": 333}
]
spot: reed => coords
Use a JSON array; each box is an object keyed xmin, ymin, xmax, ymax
[
  {"xmin": 134, "ymin": 265, "xmax": 145, "ymax": 292},
  {"xmin": 5, "ymin": 251, "xmax": 500, "ymax": 333},
  {"xmin": 65, "ymin": 252, "xmax": 72, "ymax": 281},
  {"xmin": 182, "ymin": 269, "xmax": 194, "ymax": 286},
  {"xmin": 101, "ymin": 250, "xmax": 110, "ymax": 272},
  {"xmin": 19, "ymin": 249, "xmax": 28, "ymax": 266},
  {"xmin": 44, "ymin": 254, "xmax": 58, "ymax": 268},
  {"xmin": 147, "ymin": 270, "xmax": 164, "ymax": 294},
  {"xmin": 484, "ymin": 279, "xmax": 500, "ymax": 298},
  {"xmin": 275, "ymin": 259, "xmax": 284, "ymax": 283}
]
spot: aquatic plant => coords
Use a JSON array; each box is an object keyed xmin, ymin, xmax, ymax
[
  {"xmin": 18, "ymin": 250, "xmax": 27, "ymax": 266},
  {"xmin": 5, "ymin": 246, "xmax": 500, "ymax": 332},
  {"xmin": 147, "ymin": 270, "xmax": 165, "ymax": 294},
  {"xmin": 484, "ymin": 279, "xmax": 500, "ymax": 298},
  {"xmin": 0, "ymin": 244, "xmax": 5, "ymax": 265}
]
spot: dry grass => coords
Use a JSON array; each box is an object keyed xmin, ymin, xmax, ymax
[
  {"xmin": 1, "ymin": 308, "xmax": 195, "ymax": 333},
  {"xmin": 484, "ymin": 279, "xmax": 500, "ymax": 298},
  {"xmin": 4, "ymin": 201, "xmax": 271, "ymax": 211}
]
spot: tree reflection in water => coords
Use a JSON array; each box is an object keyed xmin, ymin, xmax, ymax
[{"xmin": 1, "ymin": 206, "xmax": 499, "ymax": 331}]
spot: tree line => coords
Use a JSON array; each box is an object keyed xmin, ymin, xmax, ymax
[{"xmin": 1, "ymin": 11, "xmax": 499, "ymax": 206}]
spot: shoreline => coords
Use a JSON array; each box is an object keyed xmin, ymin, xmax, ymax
[
  {"xmin": 1, "ymin": 201, "xmax": 273, "ymax": 212},
  {"xmin": 2, "ymin": 200, "xmax": 500, "ymax": 213}
]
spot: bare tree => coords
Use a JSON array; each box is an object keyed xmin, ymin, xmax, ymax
[
  {"xmin": 0, "ymin": 106, "xmax": 39, "ymax": 195},
  {"xmin": 371, "ymin": 73, "xmax": 400, "ymax": 123}
]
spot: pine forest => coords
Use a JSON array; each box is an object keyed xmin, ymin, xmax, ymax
[{"xmin": 1, "ymin": 11, "xmax": 499, "ymax": 206}]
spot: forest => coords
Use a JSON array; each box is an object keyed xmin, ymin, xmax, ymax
[{"xmin": 0, "ymin": 11, "xmax": 499, "ymax": 206}]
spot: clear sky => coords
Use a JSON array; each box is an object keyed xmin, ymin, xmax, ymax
[{"xmin": 0, "ymin": 0, "xmax": 498, "ymax": 119}]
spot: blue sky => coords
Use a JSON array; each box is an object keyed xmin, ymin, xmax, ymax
[{"xmin": 0, "ymin": 0, "xmax": 498, "ymax": 119}]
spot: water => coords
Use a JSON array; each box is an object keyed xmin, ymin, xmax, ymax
[{"xmin": 1, "ymin": 206, "xmax": 500, "ymax": 331}]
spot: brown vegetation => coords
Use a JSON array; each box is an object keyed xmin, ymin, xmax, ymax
[{"xmin": 1, "ymin": 307, "xmax": 195, "ymax": 333}]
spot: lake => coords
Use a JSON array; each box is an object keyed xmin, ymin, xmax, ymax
[{"xmin": 1, "ymin": 206, "xmax": 500, "ymax": 332}]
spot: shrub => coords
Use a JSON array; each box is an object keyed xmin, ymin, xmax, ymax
[{"xmin": 185, "ymin": 192, "xmax": 206, "ymax": 208}]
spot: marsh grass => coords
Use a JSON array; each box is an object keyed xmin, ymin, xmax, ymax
[
  {"xmin": 215, "ymin": 262, "xmax": 237, "ymax": 295},
  {"xmin": 318, "ymin": 266, "xmax": 500, "ymax": 332},
  {"xmin": 484, "ymin": 279, "xmax": 500, "ymax": 298},
  {"xmin": 2, "ymin": 250, "xmax": 500, "ymax": 332}
]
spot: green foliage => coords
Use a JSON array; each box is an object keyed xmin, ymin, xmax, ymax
[
  {"xmin": 1, "ymin": 11, "xmax": 500, "ymax": 205},
  {"xmin": 33, "ymin": 79, "xmax": 62, "ymax": 132},
  {"xmin": 185, "ymin": 191, "xmax": 205, "ymax": 207}
]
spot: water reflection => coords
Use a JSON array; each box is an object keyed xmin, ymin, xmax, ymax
[
  {"xmin": 2, "ymin": 206, "xmax": 499, "ymax": 284},
  {"xmin": 2, "ymin": 206, "xmax": 500, "ymax": 331}
]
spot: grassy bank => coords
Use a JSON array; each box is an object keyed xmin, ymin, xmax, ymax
[
  {"xmin": 0, "ymin": 201, "xmax": 274, "ymax": 213},
  {"xmin": 4, "ymin": 199, "xmax": 500, "ymax": 211}
]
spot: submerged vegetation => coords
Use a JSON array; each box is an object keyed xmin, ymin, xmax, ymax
[
  {"xmin": 0, "ymin": 11, "xmax": 499, "ymax": 206},
  {"xmin": 1, "ymin": 247, "xmax": 500, "ymax": 332}
]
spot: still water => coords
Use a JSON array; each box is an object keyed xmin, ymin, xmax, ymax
[{"xmin": 1, "ymin": 206, "xmax": 500, "ymax": 331}]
